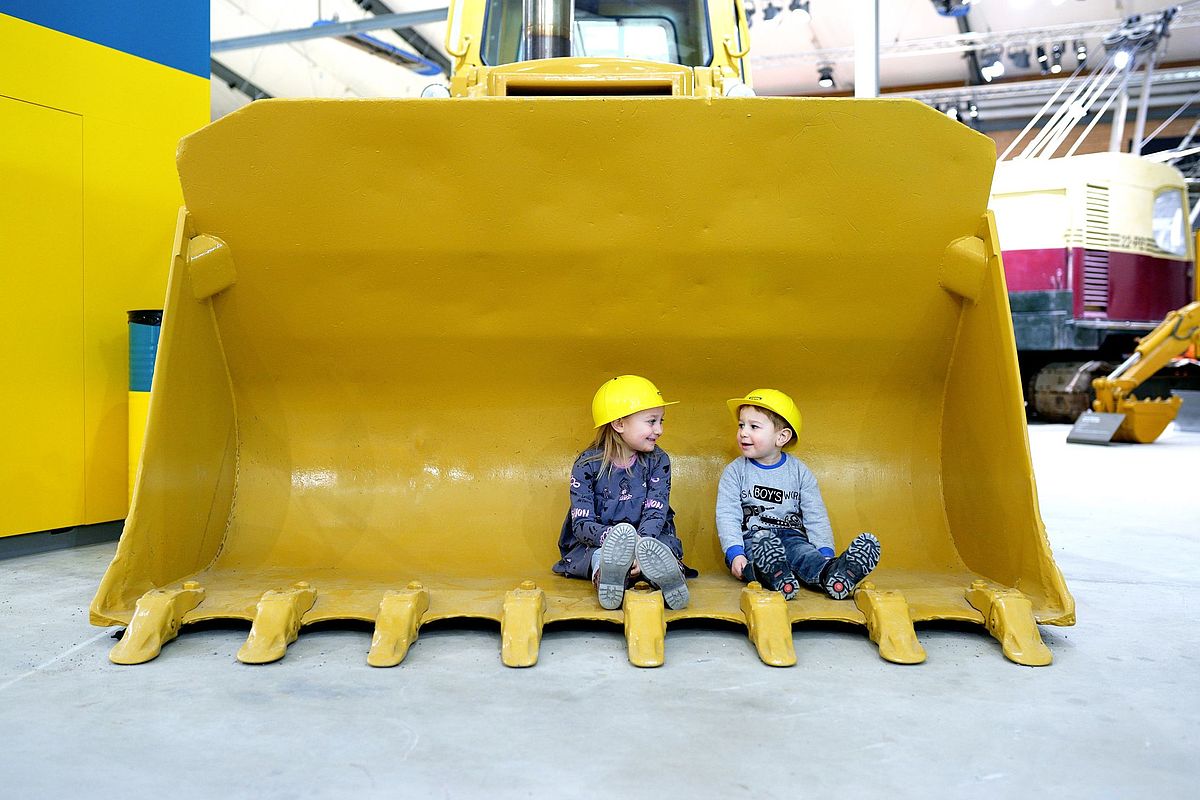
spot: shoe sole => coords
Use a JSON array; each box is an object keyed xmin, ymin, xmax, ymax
[
  {"xmin": 824, "ymin": 532, "xmax": 881, "ymax": 600},
  {"xmin": 597, "ymin": 525, "xmax": 637, "ymax": 610},
  {"xmin": 751, "ymin": 532, "xmax": 798, "ymax": 601},
  {"xmin": 636, "ymin": 538, "xmax": 689, "ymax": 610}
]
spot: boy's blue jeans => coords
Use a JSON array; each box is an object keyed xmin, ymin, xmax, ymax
[{"xmin": 742, "ymin": 528, "xmax": 829, "ymax": 587}]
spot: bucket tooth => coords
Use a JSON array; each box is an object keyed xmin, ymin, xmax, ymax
[
  {"xmin": 624, "ymin": 586, "xmax": 667, "ymax": 668},
  {"xmin": 966, "ymin": 580, "xmax": 1053, "ymax": 666},
  {"xmin": 740, "ymin": 582, "xmax": 796, "ymax": 667},
  {"xmin": 853, "ymin": 582, "xmax": 926, "ymax": 664},
  {"xmin": 109, "ymin": 581, "xmax": 205, "ymax": 665},
  {"xmin": 237, "ymin": 582, "xmax": 317, "ymax": 664},
  {"xmin": 501, "ymin": 580, "xmax": 546, "ymax": 668},
  {"xmin": 367, "ymin": 582, "xmax": 430, "ymax": 667}
]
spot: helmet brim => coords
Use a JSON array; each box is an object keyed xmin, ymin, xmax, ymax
[{"xmin": 594, "ymin": 399, "xmax": 680, "ymax": 428}]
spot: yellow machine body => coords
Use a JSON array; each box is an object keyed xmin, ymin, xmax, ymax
[
  {"xmin": 446, "ymin": 0, "xmax": 750, "ymax": 98},
  {"xmin": 91, "ymin": 95, "xmax": 1073, "ymax": 668},
  {"xmin": 127, "ymin": 390, "xmax": 151, "ymax": 503}
]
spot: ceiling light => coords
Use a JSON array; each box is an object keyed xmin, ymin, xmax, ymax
[
  {"xmin": 1050, "ymin": 42, "xmax": 1063, "ymax": 74},
  {"xmin": 763, "ymin": 2, "xmax": 781, "ymax": 21},
  {"xmin": 980, "ymin": 47, "xmax": 1005, "ymax": 82},
  {"xmin": 1114, "ymin": 49, "xmax": 1131, "ymax": 69},
  {"xmin": 1075, "ymin": 40, "xmax": 1087, "ymax": 63},
  {"xmin": 968, "ymin": 100, "xmax": 979, "ymax": 119},
  {"xmin": 1008, "ymin": 48, "xmax": 1031, "ymax": 69},
  {"xmin": 817, "ymin": 64, "xmax": 835, "ymax": 88},
  {"xmin": 789, "ymin": 0, "xmax": 811, "ymax": 23}
]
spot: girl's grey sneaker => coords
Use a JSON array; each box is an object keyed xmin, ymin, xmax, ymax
[
  {"xmin": 823, "ymin": 532, "xmax": 881, "ymax": 600},
  {"xmin": 635, "ymin": 537, "xmax": 690, "ymax": 610},
  {"xmin": 750, "ymin": 530, "xmax": 798, "ymax": 600},
  {"xmin": 596, "ymin": 523, "xmax": 637, "ymax": 610}
]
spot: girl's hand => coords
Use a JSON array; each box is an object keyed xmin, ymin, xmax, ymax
[
  {"xmin": 730, "ymin": 555, "xmax": 748, "ymax": 579},
  {"xmin": 630, "ymin": 559, "xmax": 642, "ymax": 578}
]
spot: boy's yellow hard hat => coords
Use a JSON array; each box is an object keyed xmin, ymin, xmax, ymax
[
  {"xmin": 592, "ymin": 375, "xmax": 678, "ymax": 428},
  {"xmin": 728, "ymin": 389, "xmax": 803, "ymax": 446}
]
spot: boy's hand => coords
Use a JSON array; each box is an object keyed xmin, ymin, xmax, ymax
[
  {"xmin": 630, "ymin": 559, "xmax": 642, "ymax": 578},
  {"xmin": 730, "ymin": 555, "xmax": 748, "ymax": 579}
]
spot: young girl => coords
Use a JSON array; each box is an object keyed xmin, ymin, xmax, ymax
[{"xmin": 552, "ymin": 375, "xmax": 691, "ymax": 610}]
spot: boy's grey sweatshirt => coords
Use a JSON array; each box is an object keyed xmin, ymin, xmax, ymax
[{"xmin": 715, "ymin": 453, "xmax": 835, "ymax": 563}]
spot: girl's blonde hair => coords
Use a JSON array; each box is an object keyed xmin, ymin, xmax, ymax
[{"xmin": 583, "ymin": 421, "xmax": 637, "ymax": 477}]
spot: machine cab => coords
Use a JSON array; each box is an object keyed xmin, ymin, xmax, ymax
[{"xmin": 445, "ymin": 0, "xmax": 751, "ymax": 97}]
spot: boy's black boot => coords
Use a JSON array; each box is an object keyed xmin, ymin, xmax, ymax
[
  {"xmin": 750, "ymin": 530, "xmax": 798, "ymax": 600},
  {"xmin": 822, "ymin": 532, "xmax": 881, "ymax": 600}
]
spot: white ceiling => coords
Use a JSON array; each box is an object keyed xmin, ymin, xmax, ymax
[
  {"xmin": 210, "ymin": 0, "xmax": 1200, "ymax": 120},
  {"xmin": 750, "ymin": 0, "xmax": 1200, "ymax": 94},
  {"xmin": 211, "ymin": 0, "xmax": 449, "ymax": 119}
]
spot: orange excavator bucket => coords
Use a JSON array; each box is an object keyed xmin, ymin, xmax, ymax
[{"xmin": 92, "ymin": 97, "xmax": 1073, "ymax": 668}]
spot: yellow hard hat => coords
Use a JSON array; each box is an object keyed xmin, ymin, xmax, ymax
[
  {"xmin": 592, "ymin": 375, "xmax": 679, "ymax": 428},
  {"xmin": 727, "ymin": 389, "xmax": 802, "ymax": 446}
]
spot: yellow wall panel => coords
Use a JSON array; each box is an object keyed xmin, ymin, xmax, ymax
[
  {"xmin": 82, "ymin": 115, "xmax": 208, "ymax": 523},
  {"xmin": 0, "ymin": 14, "xmax": 209, "ymax": 534},
  {"xmin": 0, "ymin": 95, "xmax": 85, "ymax": 535}
]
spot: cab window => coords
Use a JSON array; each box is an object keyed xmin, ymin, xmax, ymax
[{"xmin": 481, "ymin": 0, "xmax": 713, "ymax": 67}]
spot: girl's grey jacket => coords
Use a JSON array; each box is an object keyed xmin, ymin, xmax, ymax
[{"xmin": 553, "ymin": 446, "xmax": 688, "ymax": 579}]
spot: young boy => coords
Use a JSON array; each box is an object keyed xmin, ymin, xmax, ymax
[{"xmin": 715, "ymin": 389, "xmax": 880, "ymax": 600}]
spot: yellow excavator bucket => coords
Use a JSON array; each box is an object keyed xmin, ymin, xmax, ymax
[
  {"xmin": 1112, "ymin": 397, "xmax": 1183, "ymax": 443},
  {"xmin": 91, "ymin": 97, "xmax": 1074, "ymax": 668}
]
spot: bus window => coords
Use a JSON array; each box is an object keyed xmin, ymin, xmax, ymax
[
  {"xmin": 1152, "ymin": 188, "xmax": 1187, "ymax": 256},
  {"xmin": 481, "ymin": 0, "xmax": 713, "ymax": 67}
]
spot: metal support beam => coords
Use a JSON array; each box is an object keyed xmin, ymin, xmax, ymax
[
  {"xmin": 755, "ymin": 9, "xmax": 1200, "ymax": 65},
  {"xmin": 1131, "ymin": 52, "xmax": 1159, "ymax": 155},
  {"xmin": 955, "ymin": 13, "xmax": 985, "ymax": 87},
  {"xmin": 854, "ymin": 0, "xmax": 879, "ymax": 98},
  {"xmin": 211, "ymin": 8, "xmax": 449, "ymax": 53},
  {"xmin": 210, "ymin": 58, "xmax": 273, "ymax": 100},
  {"xmin": 355, "ymin": 0, "xmax": 451, "ymax": 77},
  {"xmin": 1109, "ymin": 69, "xmax": 1132, "ymax": 153}
]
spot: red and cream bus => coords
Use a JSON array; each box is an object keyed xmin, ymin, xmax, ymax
[{"xmin": 990, "ymin": 152, "xmax": 1197, "ymax": 417}]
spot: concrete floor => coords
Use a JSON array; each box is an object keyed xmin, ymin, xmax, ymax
[{"xmin": 1, "ymin": 424, "xmax": 1196, "ymax": 798}]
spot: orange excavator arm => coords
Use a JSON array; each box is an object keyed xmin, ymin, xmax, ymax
[
  {"xmin": 1093, "ymin": 301, "xmax": 1200, "ymax": 412},
  {"xmin": 1089, "ymin": 301, "xmax": 1200, "ymax": 443}
]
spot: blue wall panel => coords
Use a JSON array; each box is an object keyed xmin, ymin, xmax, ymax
[{"xmin": 0, "ymin": 1, "xmax": 209, "ymax": 78}]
